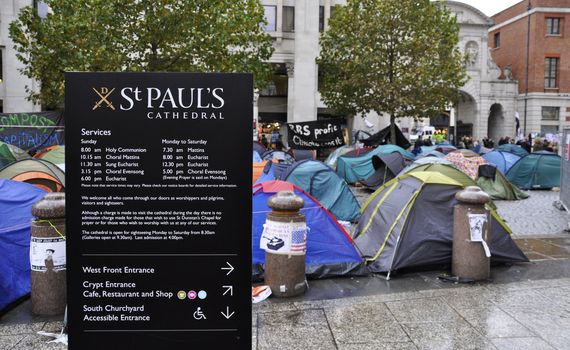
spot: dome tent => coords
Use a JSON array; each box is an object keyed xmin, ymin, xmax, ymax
[
  {"xmin": 506, "ymin": 153, "xmax": 561, "ymax": 190},
  {"xmin": 0, "ymin": 159, "xmax": 65, "ymax": 192},
  {"xmin": 496, "ymin": 144, "xmax": 529, "ymax": 158},
  {"xmin": 354, "ymin": 172, "xmax": 528, "ymax": 276},
  {"xmin": 336, "ymin": 145, "xmax": 415, "ymax": 184},
  {"xmin": 252, "ymin": 181, "xmax": 364, "ymax": 279},
  {"xmin": 360, "ymin": 153, "xmax": 408, "ymax": 190},
  {"xmin": 279, "ymin": 160, "xmax": 361, "ymax": 221},
  {"xmin": 483, "ymin": 151, "xmax": 521, "ymax": 174}
]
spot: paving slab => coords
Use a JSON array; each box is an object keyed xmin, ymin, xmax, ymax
[
  {"xmin": 325, "ymin": 303, "xmax": 409, "ymax": 345},
  {"xmin": 256, "ymin": 309, "xmax": 336, "ymax": 350}
]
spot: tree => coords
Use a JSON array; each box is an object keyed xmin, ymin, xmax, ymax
[
  {"xmin": 317, "ymin": 0, "xmax": 467, "ymax": 144},
  {"xmin": 9, "ymin": 0, "xmax": 274, "ymax": 110}
]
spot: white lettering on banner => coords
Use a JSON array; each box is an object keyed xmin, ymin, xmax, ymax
[
  {"xmin": 259, "ymin": 220, "xmax": 307, "ymax": 255},
  {"xmin": 30, "ymin": 237, "xmax": 66, "ymax": 272}
]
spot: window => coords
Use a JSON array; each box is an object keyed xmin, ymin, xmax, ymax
[
  {"xmin": 262, "ymin": 6, "xmax": 276, "ymax": 32},
  {"xmin": 319, "ymin": 6, "xmax": 325, "ymax": 32},
  {"xmin": 546, "ymin": 17, "xmax": 561, "ymax": 35},
  {"xmin": 541, "ymin": 125, "xmax": 559, "ymax": 135},
  {"xmin": 545, "ymin": 57, "xmax": 559, "ymax": 88},
  {"xmin": 494, "ymin": 32, "xmax": 500, "ymax": 48},
  {"xmin": 282, "ymin": 6, "xmax": 294, "ymax": 32},
  {"xmin": 0, "ymin": 100, "xmax": 3, "ymax": 113},
  {"xmin": 541, "ymin": 106, "xmax": 560, "ymax": 120}
]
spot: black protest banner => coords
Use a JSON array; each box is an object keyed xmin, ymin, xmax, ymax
[
  {"xmin": 0, "ymin": 111, "xmax": 64, "ymax": 150},
  {"xmin": 287, "ymin": 119, "xmax": 344, "ymax": 149}
]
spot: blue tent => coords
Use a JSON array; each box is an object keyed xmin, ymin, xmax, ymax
[
  {"xmin": 252, "ymin": 181, "xmax": 364, "ymax": 278},
  {"xmin": 496, "ymin": 144, "xmax": 529, "ymax": 157},
  {"xmin": 0, "ymin": 179, "xmax": 47, "ymax": 311},
  {"xmin": 506, "ymin": 153, "xmax": 561, "ymax": 190},
  {"xmin": 336, "ymin": 145, "xmax": 415, "ymax": 184},
  {"xmin": 483, "ymin": 151, "xmax": 522, "ymax": 174},
  {"xmin": 253, "ymin": 150, "xmax": 262, "ymax": 162},
  {"xmin": 279, "ymin": 160, "xmax": 361, "ymax": 221}
]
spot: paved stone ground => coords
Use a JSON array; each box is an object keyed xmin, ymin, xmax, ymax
[{"xmin": 494, "ymin": 190, "xmax": 570, "ymax": 237}]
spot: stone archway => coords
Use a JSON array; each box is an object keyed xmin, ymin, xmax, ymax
[
  {"xmin": 487, "ymin": 103, "xmax": 504, "ymax": 143},
  {"xmin": 455, "ymin": 91, "xmax": 477, "ymax": 140}
]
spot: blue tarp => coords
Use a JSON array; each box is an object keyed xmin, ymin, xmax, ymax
[
  {"xmin": 252, "ymin": 181, "xmax": 364, "ymax": 278},
  {"xmin": 280, "ymin": 160, "xmax": 361, "ymax": 221},
  {"xmin": 483, "ymin": 151, "xmax": 522, "ymax": 174},
  {"xmin": 0, "ymin": 179, "xmax": 47, "ymax": 311},
  {"xmin": 336, "ymin": 145, "xmax": 415, "ymax": 184}
]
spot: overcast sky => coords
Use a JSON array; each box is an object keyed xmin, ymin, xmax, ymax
[{"xmin": 452, "ymin": 0, "xmax": 523, "ymax": 17}]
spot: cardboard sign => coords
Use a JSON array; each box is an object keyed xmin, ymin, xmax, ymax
[{"xmin": 66, "ymin": 73, "xmax": 252, "ymax": 349}]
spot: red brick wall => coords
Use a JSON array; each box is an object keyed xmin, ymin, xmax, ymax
[{"xmin": 490, "ymin": 1, "xmax": 570, "ymax": 94}]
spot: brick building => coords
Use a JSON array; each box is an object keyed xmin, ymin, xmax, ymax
[{"xmin": 489, "ymin": 0, "xmax": 570, "ymax": 137}]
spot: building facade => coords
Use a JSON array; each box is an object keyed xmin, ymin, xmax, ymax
[
  {"xmin": 257, "ymin": 0, "xmax": 519, "ymax": 145},
  {"xmin": 489, "ymin": 0, "xmax": 570, "ymax": 137},
  {"xmin": 0, "ymin": 0, "xmax": 40, "ymax": 113}
]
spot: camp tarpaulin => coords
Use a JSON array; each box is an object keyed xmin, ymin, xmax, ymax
[
  {"xmin": 252, "ymin": 180, "xmax": 365, "ymax": 279},
  {"xmin": 0, "ymin": 179, "xmax": 48, "ymax": 311},
  {"xmin": 287, "ymin": 119, "xmax": 345, "ymax": 149},
  {"xmin": 0, "ymin": 112, "xmax": 64, "ymax": 151},
  {"xmin": 362, "ymin": 125, "xmax": 411, "ymax": 149}
]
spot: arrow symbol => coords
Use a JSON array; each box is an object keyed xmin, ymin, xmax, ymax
[
  {"xmin": 221, "ymin": 306, "xmax": 235, "ymax": 320},
  {"xmin": 222, "ymin": 285, "xmax": 233, "ymax": 296},
  {"xmin": 221, "ymin": 262, "xmax": 234, "ymax": 276}
]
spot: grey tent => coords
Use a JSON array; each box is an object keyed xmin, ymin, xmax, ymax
[
  {"xmin": 360, "ymin": 153, "xmax": 408, "ymax": 190},
  {"xmin": 354, "ymin": 172, "xmax": 528, "ymax": 277}
]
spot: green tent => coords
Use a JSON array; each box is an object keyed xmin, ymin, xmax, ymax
[
  {"xmin": 354, "ymin": 172, "xmax": 528, "ymax": 276},
  {"xmin": 0, "ymin": 142, "xmax": 30, "ymax": 168},
  {"xmin": 506, "ymin": 153, "xmax": 560, "ymax": 190},
  {"xmin": 403, "ymin": 161, "xmax": 527, "ymax": 201},
  {"xmin": 476, "ymin": 165, "xmax": 529, "ymax": 200},
  {"xmin": 35, "ymin": 145, "xmax": 65, "ymax": 165}
]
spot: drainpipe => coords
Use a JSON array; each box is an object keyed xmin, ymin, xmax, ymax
[{"xmin": 523, "ymin": 0, "xmax": 532, "ymax": 135}]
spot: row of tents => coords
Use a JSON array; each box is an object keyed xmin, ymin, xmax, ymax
[{"xmin": 252, "ymin": 177, "xmax": 528, "ymax": 280}]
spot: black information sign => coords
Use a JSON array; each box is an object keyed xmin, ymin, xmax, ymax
[{"xmin": 65, "ymin": 73, "xmax": 252, "ymax": 349}]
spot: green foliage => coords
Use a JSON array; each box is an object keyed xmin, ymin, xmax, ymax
[
  {"xmin": 318, "ymin": 0, "xmax": 467, "ymax": 140},
  {"xmin": 10, "ymin": 0, "xmax": 274, "ymax": 109}
]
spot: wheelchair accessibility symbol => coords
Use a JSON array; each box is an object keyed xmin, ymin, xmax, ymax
[{"xmin": 193, "ymin": 307, "xmax": 206, "ymax": 320}]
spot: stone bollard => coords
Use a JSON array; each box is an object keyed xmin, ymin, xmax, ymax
[
  {"xmin": 263, "ymin": 190, "xmax": 308, "ymax": 297},
  {"xmin": 30, "ymin": 193, "xmax": 66, "ymax": 315},
  {"xmin": 452, "ymin": 186, "xmax": 491, "ymax": 281}
]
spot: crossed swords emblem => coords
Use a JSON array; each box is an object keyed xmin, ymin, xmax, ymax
[{"xmin": 92, "ymin": 87, "xmax": 116, "ymax": 111}]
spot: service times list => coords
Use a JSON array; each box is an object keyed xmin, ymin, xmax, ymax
[{"xmin": 66, "ymin": 73, "xmax": 252, "ymax": 349}]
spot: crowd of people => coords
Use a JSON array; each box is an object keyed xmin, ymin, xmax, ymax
[{"xmin": 458, "ymin": 134, "xmax": 558, "ymax": 153}]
